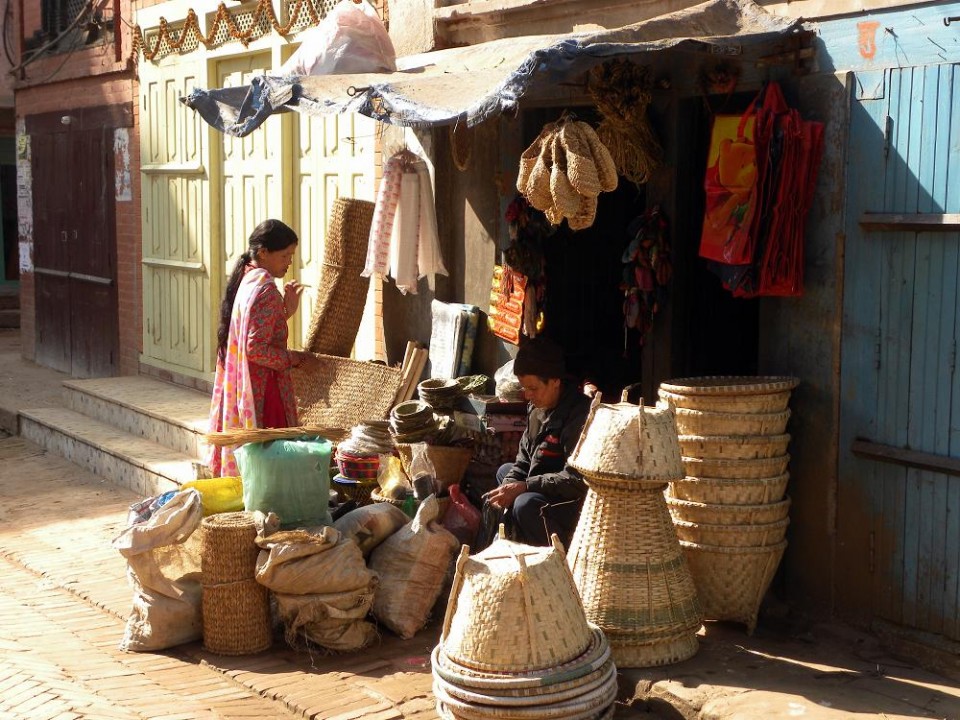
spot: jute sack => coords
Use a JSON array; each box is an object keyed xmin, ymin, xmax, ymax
[
  {"xmin": 333, "ymin": 502, "xmax": 410, "ymax": 557},
  {"xmin": 255, "ymin": 526, "xmax": 376, "ymax": 595},
  {"xmin": 369, "ymin": 495, "xmax": 460, "ymax": 639},
  {"xmin": 275, "ymin": 584, "xmax": 378, "ymax": 652},
  {"xmin": 113, "ymin": 490, "xmax": 203, "ymax": 652}
]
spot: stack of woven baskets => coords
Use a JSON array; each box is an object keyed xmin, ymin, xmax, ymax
[
  {"xmin": 432, "ymin": 534, "xmax": 618, "ymax": 719},
  {"xmin": 516, "ymin": 117, "xmax": 618, "ymax": 230},
  {"xmin": 657, "ymin": 376, "xmax": 798, "ymax": 634},
  {"xmin": 567, "ymin": 396, "xmax": 702, "ymax": 667}
]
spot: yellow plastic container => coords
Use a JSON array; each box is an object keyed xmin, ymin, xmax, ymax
[{"xmin": 181, "ymin": 477, "xmax": 244, "ymax": 516}]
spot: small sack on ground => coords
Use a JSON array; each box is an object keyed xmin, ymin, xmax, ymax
[
  {"xmin": 333, "ymin": 503, "xmax": 409, "ymax": 556},
  {"xmin": 113, "ymin": 488, "xmax": 203, "ymax": 652},
  {"xmin": 368, "ymin": 495, "xmax": 460, "ymax": 639}
]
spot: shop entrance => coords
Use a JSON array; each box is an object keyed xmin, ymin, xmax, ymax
[{"xmin": 518, "ymin": 99, "xmax": 760, "ymax": 399}]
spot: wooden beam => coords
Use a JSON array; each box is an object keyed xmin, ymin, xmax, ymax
[
  {"xmin": 859, "ymin": 213, "xmax": 960, "ymax": 232},
  {"xmin": 851, "ymin": 438, "xmax": 960, "ymax": 478}
]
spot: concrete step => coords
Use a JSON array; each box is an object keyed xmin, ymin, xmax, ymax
[
  {"xmin": 20, "ymin": 407, "xmax": 197, "ymax": 499},
  {"xmin": 0, "ymin": 287, "xmax": 18, "ymax": 311},
  {"xmin": 0, "ymin": 309, "xmax": 19, "ymax": 328},
  {"xmin": 63, "ymin": 376, "xmax": 210, "ymax": 459}
]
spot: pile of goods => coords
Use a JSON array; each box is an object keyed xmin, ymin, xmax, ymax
[
  {"xmin": 587, "ymin": 59, "xmax": 662, "ymax": 186},
  {"xmin": 516, "ymin": 116, "xmax": 618, "ymax": 230},
  {"xmin": 567, "ymin": 397, "xmax": 702, "ymax": 667},
  {"xmin": 432, "ymin": 534, "xmax": 618, "ymax": 718},
  {"xmin": 658, "ymin": 376, "xmax": 798, "ymax": 634}
]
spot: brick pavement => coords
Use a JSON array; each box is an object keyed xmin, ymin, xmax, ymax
[{"xmin": 0, "ymin": 435, "xmax": 446, "ymax": 720}]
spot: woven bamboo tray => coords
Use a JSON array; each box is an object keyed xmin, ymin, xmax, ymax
[
  {"xmin": 678, "ymin": 434, "xmax": 790, "ymax": 460},
  {"xmin": 660, "ymin": 376, "xmax": 799, "ymax": 395},
  {"xmin": 202, "ymin": 578, "xmax": 272, "ymax": 655},
  {"xmin": 433, "ymin": 659, "xmax": 615, "ymax": 704},
  {"xmin": 201, "ymin": 512, "xmax": 260, "ymax": 585},
  {"xmin": 666, "ymin": 495, "xmax": 791, "ymax": 526},
  {"xmin": 396, "ymin": 443, "xmax": 474, "ymax": 490},
  {"xmin": 370, "ymin": 488, "xmax": 407, "ymax": 508},
  {"xmin": 682, "ymin": 454, "xmax": 790, "ymax": 480},
  {"xmin": 293, "ymin": 354, "xmax": 403, "ymax": 429},
  {"xmin": 668, "ymin": 473, "xmax": 790, "ymax": 505},
  {"xmin": 659, "ymin": 388, "xmax": 792, "ymax": 413},
  {"xmin": 680, "ymin": 539, "xmax": 788, "ymax": 634},
  {"xmin": 673, "ymin": 407, "xmax": 791, "ymax": 436},
  {"xmin": 672, "ymin": 517, "xmax": 789, "ymax": 547}
]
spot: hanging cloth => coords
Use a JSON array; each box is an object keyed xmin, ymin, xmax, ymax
[{"xmin": 362, "ymin": 150, "xmax": 448, "ymax": 294}]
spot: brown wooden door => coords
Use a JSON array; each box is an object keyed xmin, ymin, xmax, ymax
[{"xmin": 31, "ymin": 123, "xmax": 119, "ymax": 377}]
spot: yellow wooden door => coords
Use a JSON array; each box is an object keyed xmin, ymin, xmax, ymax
[
  {"xmin": 140, "ymin": 58, "xmax": 212, "ymax": 375},
  {"xmin": 292, "ymin": 112, "xmax": 380, "ymax": 357},
  {"xmin": 216, "ymin": 52, "xmax": 287, "ymax": 336}
]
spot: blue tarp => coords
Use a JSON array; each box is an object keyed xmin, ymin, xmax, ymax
[{"xmin": 181, "ymin": 0, "xmax": 799, "ymax": 136}]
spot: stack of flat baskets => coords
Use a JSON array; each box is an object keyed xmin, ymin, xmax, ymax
[
  {"xmin": 657, "ymin": 376, "xmax": 798, "ymax": 635},
  {"xmin": 201, "ymin": 511, "xmax": 272, "ymax": 655},
  {"xmin": 432, "ymin": 534, "xmax": 618, "ymax": 719},
  {"xmin": 567, "ymin": 395, "xmax": 702, "ymax": 668}
]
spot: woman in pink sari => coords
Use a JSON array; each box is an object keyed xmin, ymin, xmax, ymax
[{"xmin": 207, "ymin": 219, "xmax": 312, "ymax": 477}]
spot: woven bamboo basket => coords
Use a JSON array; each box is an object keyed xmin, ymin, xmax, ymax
[
  {"xmin": 668, "ymin": 473, "xmax": 790, "ymax": 506},
  {"xmin": 201, "ymin": 512, "xmax": 260, "ymax": 585},
  {"xmin": 432, "ymin": 626, "xmax": 611, "ymax": 692},
  {"xmin": 678, "ymin": 434, "xmax": 791, "ymax": 460},
  {"xmin": 659, "ymin": 388, "xmax": 792, "ymax": 413},
  {"xmin": 666, "ymin": 495, "xmax": 791, "ymax": 526},
  {"xmin": 660, "ymin": 376, "xmax": 799, "ymax": 395},
  {"xmin": 396, "ymin": 443, "xmax": 474, "ymax": 490},
  {"xmin": 370, "ymin": 488, "xmax": 407, "ymax": 508},
  {"xmin": 303, "ymin": 198, "xmax": 375, "ymax": 357},
  {"xmin": 682, "ymin": 454, "xmax": 790, "ymax": 480},
  {"xmin": 201, "ymin": 577, "xmax": 272, "ymax": 655},
  {"xmin": 568, "ymin": 396, "xmax": 684, "ymax": 485},
  {"xmin": 440, "ymin": 538, "xmax": 593, "ymax": 673},
  {"xmin": 436, "ymin": 699, "xmax": 616, "ymax": 720},
  {"xmin": 332, "ymin": 474, "xmax": 378, "ymax": 506},
  {"xmin": 434, "ymin": 658, "xmax": 614, "ymax": 704},
  {"xmin": 672, "ymin": 517, "xmax": 789, "ymax": 547},
  {"xmin": 680, "ymin": 540, "xmax": 787, "ymax": 634},
  {"xmin": 568, "ymin": 477, "xmax": 701, "ymax": 668},
  {"xmin": 293, "ymin": 354, "xmax": 403, "ymax": 429},
  {"xmin": 673, "ymin": 407, "xmax": 791, "ymax": 437}
]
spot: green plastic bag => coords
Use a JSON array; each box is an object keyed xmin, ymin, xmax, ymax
[{"xmin": 235, "ymin": 436, "xmax": 333, "ymax": 528}]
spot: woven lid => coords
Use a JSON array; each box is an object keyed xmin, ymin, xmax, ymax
[
  {"xmin": 440, "ymin": 536, "xmax": 592, "ymax": 673},
  {"xmin": 568, "ymin": 395, "xmax": 683, "ymax": 481},
  {"xmin": 660, "ymin": 376, "xmax": 799, "ymax": 396}
]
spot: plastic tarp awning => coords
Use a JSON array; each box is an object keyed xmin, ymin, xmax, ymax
[{"xmin": 181, "ymin": 0, "xmax": 798, "ymax": 137}]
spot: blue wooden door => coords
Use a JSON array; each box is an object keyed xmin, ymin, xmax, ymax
[{"xmin": 839, "ymin": 63, "xmax": 960, "ymax": 641}]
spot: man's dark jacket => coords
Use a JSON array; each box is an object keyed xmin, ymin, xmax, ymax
[{"xmin": 502, "ymin": 381, "xmax": 591, "ymax": 501}]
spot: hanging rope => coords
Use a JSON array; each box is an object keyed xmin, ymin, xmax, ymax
[{"xmin": 132, "ymin": 0, "xmax": 323, "ymax": 63}]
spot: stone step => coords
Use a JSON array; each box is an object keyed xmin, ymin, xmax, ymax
[
  {"xmin": 0, "ymin": 309, "xmax": 19, "ymax": 328},
  {"xmin": 20, "ymin": 407, "xmax": 197, "ymax": 499},
  {"xmin": 0, "ymin": 288, "xmax": 18, "ymax": 311},
  {"xmin": 63, "ymin": 376, "xmax": 210, "ymax": 459}
]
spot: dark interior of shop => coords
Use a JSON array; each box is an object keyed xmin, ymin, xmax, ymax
[{"xmin": 518, "ymin": 92, "xmax": 761, "ymax": 400}]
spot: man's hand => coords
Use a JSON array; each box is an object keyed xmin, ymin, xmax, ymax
[{"xmin": 483, "ymin": 481, "xmax": 528, "ymax": 510}]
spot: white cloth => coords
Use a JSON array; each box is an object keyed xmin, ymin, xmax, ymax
[{"xmin": 362, "ymin": 152, "xmax": 448, "ymax": 293}]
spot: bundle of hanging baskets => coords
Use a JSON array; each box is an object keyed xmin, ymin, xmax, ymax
[{"xmin": 516, "ymin": 117, "xmax": 618, "ymax": 231}]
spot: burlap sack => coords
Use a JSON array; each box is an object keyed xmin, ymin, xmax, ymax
[
  {"xmin": 333, "ymin": 502, "xmax": 409, "ymax": 556},
  {"xmin": 368, "ymin": 495, "xmax": 460, "ymax": 639},
  {"xmin": 255, "ymin": 526, "xmax": 376, "ymax": 595}
]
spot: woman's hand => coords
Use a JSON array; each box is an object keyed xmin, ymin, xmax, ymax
[
  {"xmin": 283, "ymin": 281, "xmax": 305, "ymax": 318},
  {"xmin": 482, "ymin": 481, "xmax": 528, "ymax": 510},
  {"xmin": 289, "ymin": 349, "xmax": 314, "ymax": 370}
]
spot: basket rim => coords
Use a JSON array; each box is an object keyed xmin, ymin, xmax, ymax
[
  {"xmin": 667, "ymin": 495, "xmax": 791, "ymax": 512},
  {"xmin": 673, "ymin": 407, "xmax": 791, "ymax": 420},
  {"xmin": 660, "ymin": 376, "xmax": 799, "ymax": 396},
  {"xmin": 679, "ymin": 539, "xmax": 788, "ymax": 554},
  {"xmin": 673, "ymin": 517, "xmax": 790, "ymax": 531},
  {"xmin": 678, "ymin": 433, "xmax": 790, "ymax": 445},
  {"xmin": 682, "ymin": 454, "xmax": 790, "ymax": 466},
  {"xmin": 679, "ymin": 472, "xmax": 789, "ymax": 484}
]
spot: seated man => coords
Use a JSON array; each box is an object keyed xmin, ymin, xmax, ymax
[{"xmin": 483, "ymin": 337, "xmax": 591, "ymax": 547}]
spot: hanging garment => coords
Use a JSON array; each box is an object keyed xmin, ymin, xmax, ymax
[{"xmin": 362, "ymin": 151, "xmax": 448, "ymax": 294}]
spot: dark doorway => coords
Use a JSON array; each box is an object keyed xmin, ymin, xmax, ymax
[{"xmin": 30, "ymin": 108, "xmax": 121, "ymax": 377}]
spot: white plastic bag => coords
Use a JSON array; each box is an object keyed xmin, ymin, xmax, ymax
[
  {"xmin": 278, "ymin": 0, "xmax": 396, "ymax": 76},
  {"xmin": 113, "ymin": 489, "xmax": 203, "ymax": 652},
  {"xmin": 494, "ymin": 359, "xmax": 523, "ymax": 401}
]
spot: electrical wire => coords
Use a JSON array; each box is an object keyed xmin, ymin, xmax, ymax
[{"xmin": 8, "ymin": 0, "xmax": 95, "ymax": 76}]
